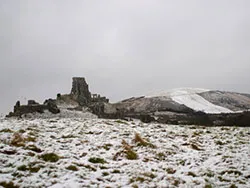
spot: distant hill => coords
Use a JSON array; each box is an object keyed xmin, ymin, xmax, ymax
[
  {"xmin": 144, "ymin": 88, "xmax": 250, "ymax": 113},
  {"xmin": 94, "ymin": 88, "xmax": 250, "ymax": 126},
  {"xmin": 6, "ymin": 77, "xmax": 250, "ymax": 126},
  {"xmin": 110, "ymin": 88, "xmax": 250, "ymax": 115}
]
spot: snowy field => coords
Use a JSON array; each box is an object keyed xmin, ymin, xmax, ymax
[{"xmin": 0, "ymin": 115, "xmax": 250, "ymax": 188}]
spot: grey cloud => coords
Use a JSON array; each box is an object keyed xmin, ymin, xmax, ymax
[{"xmin": 0, "ymin": 0, "xmax": 250, "ymax": 114}]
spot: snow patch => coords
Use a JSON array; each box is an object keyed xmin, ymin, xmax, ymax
[
  {"xmin": 147, "ymin": 88, "xmax": 210, "ymax": 98},
  {"xmin": 147, "ymin": 88, "xmax": 233, "ymax": 114}
]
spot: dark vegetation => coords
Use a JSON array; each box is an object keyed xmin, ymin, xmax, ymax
[
  {"xmin": 39, "ymin": 153, "xmax": 60, "ymax": 162},
  {"xmin": 88, "ymin": 157, "xmax": 107, "ymax": 164},
  {"xmin": 0, "ymin": 181, "xmax": 19, "ymax": 188}
]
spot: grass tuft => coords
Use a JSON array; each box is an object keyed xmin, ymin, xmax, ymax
[
  {"xmin": 229, "ymin": 184, "xmax": 237, "ymax": 188},
  {"xmin": 17, "ymin": 164, "xmax": 40, "ymax": 173},
  {"xmin": 0, "ymin": 128, "xmax": 13, "ymax": 133},
  {"xmin": 187, "ymin": 171, "xmax": 197, "ymax": 177},
  {"xmin": 115, "ymin": 120, "xmax": 128, "ymax": 125},
  {"xmin": 10, "ymin": 133, "xmax": 25, "ymax": 147},
  {"xmin": 204, "ymin": 184, "xmax": 213, "ymax": 188},
  {"xmin": 39, "ymin": 153, "xmax": 60, "ymax": 162},
  {"xmin": 220, "ymin": 170, "xmax": 242, "ymax": 176},
  {"xmin": 102, "ymin": 143, "xmax": 113, "ymax": 150},
  {"xmin": 122, "ymin": 140, "xmax": 138, "ymax": 160},
  {"xmin": 82, "ymin": 164, "xmax": 96, "ymax": 171},
  {"xmin": 102, "ymin": 172, "xmax": 109, "ymax": 176},
  {"xmin": 131, "ymin": 184, "xmax": 139, "ymax": 188},
  {"xmin": 17, "ymin": 165, "xmax": 27, "ymax": 171},
  {"xmin": 215, "ymin": 140, "xmax": 225, "ymax": 145},
  {"xmin": 165, "ymin": 167, "xmax": 176, "ymax": 174},
  {"xmin": 156, "ymin": 152, "xmax": 166, "ymax": 161},
  {"xmin": 142, "ymin": 172, "xmax": 156, "ymax": 179},
  {"xmin": 0, "ymin": 181, "xmax": 19, "ymax": 188},
  {"xmin": 112, "ymin": 169, "xmax": 121, "ymax": 173},
  {"xmin": 88, "ymin": 157, "xmax": 107, "ymax": 164},
  {"xmin": 130, "ymin": 177, "xmax": 145, "ymax": 183},
  {"xmin": 18, "ymin": 129, "xmax": 26, "ymax": 133},
  {"xmin": 29, "ymin": 167, "xmax": 41, "ymax": 173},
  {"xmin": 66, "ymin": 165, "xmax": 78, "ymax": 171},
  {"xmin": 25, "ymin": 136, "xmax": 36, "ymax": 142},
  {"xmin": 190, "ymin": 143, "xmax": 203, "ymax": 151},
  {"xmin": 134, "ymin": 133, "xmax": 156, "ymax": 148},
  {"xmin": 25, "ymin": 145, "xmax": 42, "ymax": 153},
  {"xmin": 10, "ymin": 132, "xmax": 37, "ymax": 147}
]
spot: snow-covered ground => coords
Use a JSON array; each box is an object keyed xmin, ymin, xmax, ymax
[
  {"xmin": 147, "ymin": 88, "xmax": 233, "ymax": 114},
  {"xmin": 0, "ymin": 115, "xmax": 250, "ymax": 188}
]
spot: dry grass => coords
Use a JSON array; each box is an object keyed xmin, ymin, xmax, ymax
[
  {"xmin": 25, "ymin": 145, "xmax": 42, "ymax": 153},
  {"xmin": 113, "ymin": 134, "xmax": 154, "ymax": 161},
  {"xmin": 142, "ymin": 172, "xmax": 156, "ymax": 179},
  {"xmin": 122, "ymin": 140, "xmax": 138, "ymax": 160},
  {"xmin": 10, "ymin": 133, "xmax": 25, "ymax": 147},
  {"xmin": 190, "ymin": 143, "xmax": 203, "ymax": 151},
  {"xmin": 114, "ymin": 140, "xmax": 138, "ymax": 160},
  {"xmin": 134, "ymin": 133, "xmax": 156, "ymax": 148},
  {"xmin": 122, "ymin": 139, "xmax": 132, "ymax": 150},
  {"xmin": 165, "ymin": 167, "xmax": 176, "ymax": 174},
  {"xmin": 10, "ymin": 133, "xmax": 36, "ymax": 147}
]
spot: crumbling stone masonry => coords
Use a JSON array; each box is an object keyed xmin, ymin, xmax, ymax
[
  {"xmin": 6, "ymin": 77, "xmax": 110, "ymax": 117},
  {"xmin": 70, "ymin": 77, "xmax": 109, "ymax": 106},
  {"xmin": 6, "ymin": 100, "xmax": 60, "ymax": 117},
  {"xmin": 70, "ymin": 77, "xmax": 92, "ymax": 106}
]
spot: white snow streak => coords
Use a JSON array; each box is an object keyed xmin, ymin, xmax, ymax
[{"xmin": 147, "ymin": 88, "xmax": 233, "ymax": 114}]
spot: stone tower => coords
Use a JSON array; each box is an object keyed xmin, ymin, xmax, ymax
[{"xmin": 70, "ymin": 77, "xmax": 91, "ymax": 106}]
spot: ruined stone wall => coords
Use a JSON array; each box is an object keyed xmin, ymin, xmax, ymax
[
  {"xmin": 6, "ymin": 100, "xmax": 60, "ymax": 117},
  {"xmin": 70, "ymin": 77, "xmax": 92, "ymax": 106},
  {"xmin": 91, "ymin": 94, "xmax": 109, "ymax": 103}
]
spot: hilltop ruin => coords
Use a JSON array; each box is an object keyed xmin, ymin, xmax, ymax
[
  {"xmin": 70, "ymin": 77, "xmax": 109, "ymax": 105},
  {"xmin": 6, "ymin": 77, "xmax": 109, "ymax": 117},
  {"xmin": 5, "ymin": 77, "xmax": 250, "ymax": 127}
]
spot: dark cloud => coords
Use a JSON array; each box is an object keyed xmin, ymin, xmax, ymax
[{"xmin": 1, "ymin": 0, "xmax": 250, "ymax": 114}]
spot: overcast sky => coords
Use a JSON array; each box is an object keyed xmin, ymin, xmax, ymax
[{"xmin": 0, "ymin": 0, "xmax": 250, "ymax": 114}]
